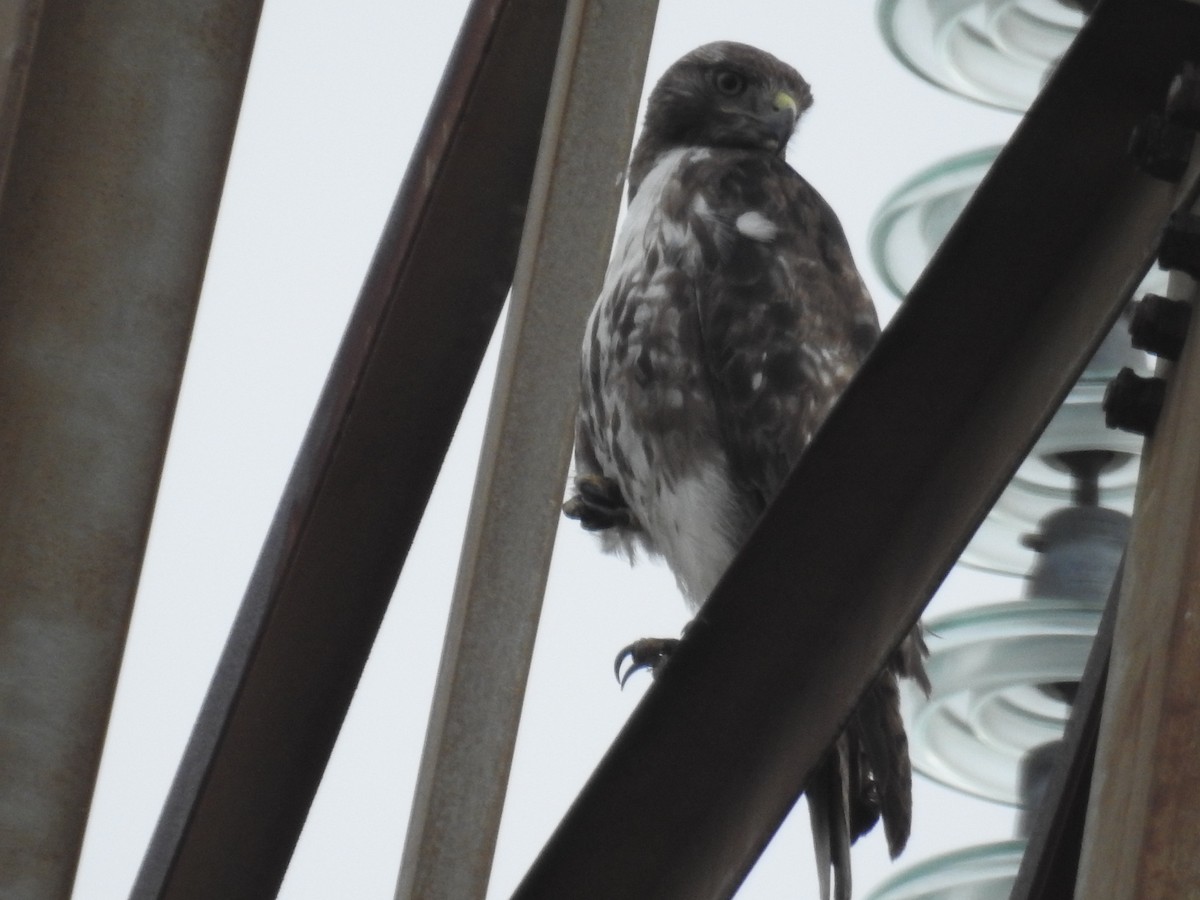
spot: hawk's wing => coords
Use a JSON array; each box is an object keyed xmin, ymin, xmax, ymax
[{"xmin": 682, "ymin": 152, "xmax": 879, "ymax": 510}]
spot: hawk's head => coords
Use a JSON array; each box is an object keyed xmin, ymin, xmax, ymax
[{"xmin": 629, "ymin": 42, "xmax": 813, "ymax": 197}]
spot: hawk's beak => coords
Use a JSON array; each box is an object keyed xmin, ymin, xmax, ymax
[{"xmin": 766, "ymin": 91, "xmax": 799, "ymax": 151}]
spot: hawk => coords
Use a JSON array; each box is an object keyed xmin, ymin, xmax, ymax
[{"xmin": 563, "ymin": 42, "xmax": 929, "ymax": 900}]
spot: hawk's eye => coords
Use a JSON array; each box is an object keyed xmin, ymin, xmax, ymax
[{"xmin": 713, "ymin": 69, "xmax": 746, "ymax": 96}]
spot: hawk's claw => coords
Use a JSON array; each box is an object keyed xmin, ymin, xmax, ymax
[
  {"xmin": 564, "ymin": 474, "xmax": 640, "ymax": 531},
  {"xmin": 614, "ymin": 637, "xmax": 681, "ymax": 687}
]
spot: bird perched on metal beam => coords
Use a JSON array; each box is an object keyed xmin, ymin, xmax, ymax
[{"xmin": 563, "ymin": 41, "xmax": 929, "ymax": 900}]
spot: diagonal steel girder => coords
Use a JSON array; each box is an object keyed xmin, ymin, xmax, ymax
[
  {"xmin": 133, "ymin": 0, "xmax": 570, "ymax": 896},
  {"xmin": 512, "ymin": 0, "xmax": 1200, "ymax": 896}
]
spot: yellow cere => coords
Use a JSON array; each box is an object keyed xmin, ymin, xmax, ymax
[{"xmin": 773, "ymin": 91, "xmax": 798, "ymax": 113}]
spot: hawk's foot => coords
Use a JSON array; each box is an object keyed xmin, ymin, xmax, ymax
[
  {"xmin": 563, "ymin": 473, "xmax": 639, "ymax": 531},
  {"xmin": 614, "ymin": 637, "xmax": 681, "ymax": 688}
]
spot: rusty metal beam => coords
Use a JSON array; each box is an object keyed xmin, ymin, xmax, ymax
[
  {"xmin": 0, "ymin": 3, "xmax": 262, "ymax": 898},
  {"xmin": 393, "ymin": 0, "xmax": 657, "ymax": 896},
  {"xmin": 511, "ymin": 0, "xmax": 1200, "ymax": 896},
  {"xmin": 1075, "ymin": 266, "xmax": 1200, "ymax": 891},
  {"xmin": 131, "ymin": 0, "xmax": 569, "ymax": 896}
]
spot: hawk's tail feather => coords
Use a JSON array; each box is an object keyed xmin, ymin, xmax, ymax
[
  {"xmin": 853, "ymin": 670, "xmax": 913, "ymax": 859},
  {"xmin": 806, "ymin": 737, "xmax": 853, "ymax": 900},
  {"xmin": 808, "ymin": 626, "xmax": 929, "ymax": 896},
  {"xmin": 851, "ymin": 626, "xmax": 931, "ymax": 860},
  {"xmin": 894, "ymin": 626, "xmax": 932, "ymax": 697}
]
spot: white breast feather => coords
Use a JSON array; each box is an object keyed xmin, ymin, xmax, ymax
[
  {"xmin": 649, "ymin": 461, "xmax": 746, "ymax": 611},
  {"xmin": 584, "ymin": 147, "xmax": 749, "ymax": 608}
]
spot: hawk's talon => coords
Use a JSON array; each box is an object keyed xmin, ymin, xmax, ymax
[
  {"xmin": 575, "ymin": 473, "xmax": 625, "ymax": 510},
  {"xmin": 614, "ymin": 637, "xmax": 681, "ymax": 688},
  {"xmin": 563, "ymin": 474, "xmax": 640, "ymax": 531}
]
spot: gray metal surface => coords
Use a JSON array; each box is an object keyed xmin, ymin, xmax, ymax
[
  {"xmin": 511, "ymin": 0, "xmax": 1200, "ymax": 896},
  {"xmin": 1010, "ymin": 561, "xmax": 1120, "ymax": 900},
  {"xmin": 132, "ymin": 0, "xmax": 570, "ymax": 896},
  {"xmin": 0, "ymin": 0, "xmax": 40, "ymax": 200},
  {"xmin": 0, "ymin": 2, "xmax": 262, "ymax": 898},
  {"xmin": 394, "ymin": 0, "xmax": 657, "ymax": 896}
]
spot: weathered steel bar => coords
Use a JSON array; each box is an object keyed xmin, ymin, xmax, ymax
[
  {"xmin": 512, "ymin": 0, "xmax": 1200, "ymax": 896},
  {"xmin": 1074, "ymin": 267, "xmax": 1200, "ymax": 893},
  {"xmin": 1010, "ymin": 560, "xmax": 1121, "ymax": 900},
  {"xmin": 393, "ymin": 0, "xmax": 658, "ymax": 897},
  {"xmin": 132, "ymin": 0, "xmax": 568, "ymax": 896},
  {"xmin": 0, "ymin": 3, "xmax": 263, "ymax": 898}
]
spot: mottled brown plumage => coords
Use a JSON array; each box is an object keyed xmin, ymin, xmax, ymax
[{"xmin": 564, "ymin": 42, "xmax": 928, "ymax": 899}]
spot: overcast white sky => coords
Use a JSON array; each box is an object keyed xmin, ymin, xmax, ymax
[{"xmin": 73, "ymin": 2, "xmax": 1032, "ymax": 897}]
